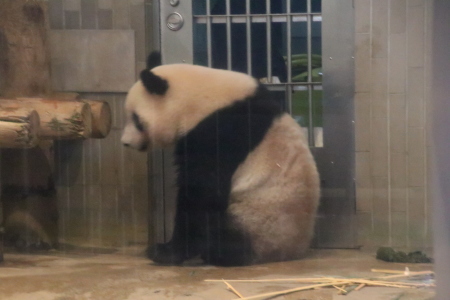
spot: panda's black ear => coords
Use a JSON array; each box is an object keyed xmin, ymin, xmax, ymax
[
  {"xmin": 140, "ymin": 70, "xmax": 168, "ymax": 95},
  {"xmin": 146, "ymin": 51, "xmax": 162, "ymax": 69}
]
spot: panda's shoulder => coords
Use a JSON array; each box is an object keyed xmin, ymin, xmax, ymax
[{"xmin": 152, "ymin": 64, "xmax": 256, "ymax": 85}]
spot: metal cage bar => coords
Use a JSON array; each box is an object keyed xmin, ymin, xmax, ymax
[
  {"xmin": 286, "ymin": 0, "xmax": 292, "ymax": 84},
  {"xmin": 194, "ymin": 15, "xmax": 322, "ymax": 24},
  {"xmin": 307, "ymin": 0, "xmax": 315, "ymax": 146},
  {"xmin": 308, "ymin": 85, "xmax": 315, "ymax": 146},
  {"xmin": 225, "ymin": 0, "xmax": 232, "ymax": 70},
  {"xmin": 286, "ymin": 85, "xmax": 293, "ymax": 115},
  {"xmin": 206, "ymin": 0, "xmax": 212, "ymax": 67},
  {"xmin": 286, "ymin": 0, "xmax": 292, "ymax": 114},
  {"xmin": 266, "ymin": 0, "xmax": 272, "ymax": 82},
  {"xmin": 246, "ymin": 0, "xmax": 252, "ymax": 75}
]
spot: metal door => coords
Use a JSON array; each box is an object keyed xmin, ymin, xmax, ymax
[{"xmin": 151, "ymin": 0, "xmax": 356, "ymax": 249}]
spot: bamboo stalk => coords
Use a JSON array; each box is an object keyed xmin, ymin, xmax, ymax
[
  {"xmin": 205, "ymin": 278, "xmax": 338, "ymax": 283},
  {"xmin": 207, "ymin": 277, "xmax": 433, "ymax": 288},
  {"xmin": 207, "ymin": 274, "xmax": 435, "ymax": 300},
  {"xmin": 349, "ymin": 279, "xmax": 415, "ymax": 289},
  {"xmin": 340, "ymin": 284, "xmax": 358, "ymax": 295},
  {"xmin": 377, "ymin": 271, "xmax": 434, "ymax": 280},
  {"xmin": 233, "ymin": 281, "xmax": 354, "ymax": 300},
  {"xmin": 333, "ymin": 285, "xmax": 347, "ymax": 294},
  {"xmin": 371, "ymin": 269, "xmax": 407, "ymax": 274},
  {"xmin": 223, "ymin": 280, "xmax": 244, "ymax": 299}
]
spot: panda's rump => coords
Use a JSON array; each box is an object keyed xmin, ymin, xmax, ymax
[{"xmin": 229, "ymin": 114, "xmax": 320, "ymax": 262}]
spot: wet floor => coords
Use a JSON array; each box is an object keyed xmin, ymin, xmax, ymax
[{"xmin": 0, "ymin": 248, "xmax": 435, "ymax": 300}]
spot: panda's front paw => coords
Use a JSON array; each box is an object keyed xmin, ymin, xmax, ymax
[{"xmin": 147, "ymin": 242, "xmax": 184, "ymax": 265}]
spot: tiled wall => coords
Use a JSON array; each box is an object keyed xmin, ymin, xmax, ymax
[
  {"xmin": 354, "ymin": 0, "xmax": 433, "ymax": 249},
  {"xmin": 48, "ymin": 0, "xmax": 148, "ymax": 73},
  {"xmin": 47, "ymin": 0, "xmax": 151, "ymax": 248}
]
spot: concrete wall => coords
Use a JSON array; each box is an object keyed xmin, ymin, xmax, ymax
[
  {"xmin": 354, "ymin": 0, "xmax": 433, "ymax": 249},
  {"xmin": 47, "ymin": 0, "xmax": 151, "ymax": 249}
]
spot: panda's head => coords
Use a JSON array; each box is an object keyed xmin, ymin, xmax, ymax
[{"xmin": 121, "ymin": 52, "xmax": 258, "ymax": 151}]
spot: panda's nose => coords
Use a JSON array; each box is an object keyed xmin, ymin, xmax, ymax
[{"xmin": 123, "ymin": 143, "xmax": 130, "ymax": 147}]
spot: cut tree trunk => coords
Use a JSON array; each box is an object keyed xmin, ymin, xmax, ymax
[
  {"xmin": 46, "ymin": 93, "xmax": 112, "ymax": 138},
  {"xmin": 0, "ymin": 107, "xmax": 40, "ymax": 148},
  {"xmin": 1, "ymin": 98, "xmax": 92, "ymax": 139},
  {"xmin": 0, "ymin": 0, "xmax": 51, "ymax": 97},
  {"xmin": 84, "ymin": 100, "xmax": 112, "ymax": 138}
]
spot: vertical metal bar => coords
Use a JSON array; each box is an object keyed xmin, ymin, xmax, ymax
[
  {"xmin": 226, "ymin": 0, "xmax": 232, "ymax": 70},
  {"xmin": 206, "ymin": 0, "xmax": 212, "ymax": 67},
  {"xmin": 307, "ymin": 0, "xmax": 312, "ymax": 83},
  {"xmin": 266, "ymin": 0, "xmax": 272, "ymax": 82},
  {"xmin": 287, "ymin": 85, "xmax": 292, "ymax": 115},
  {"xmin": 307, "ymin": 0, "xmax": 314, "ymax": 146},
  {"xmin": 246, "ymin": 0, "xmax": 252, "ymax": 75},
  {"xmin": 308, "ymin": 85, "xmax": 315, "ymax": 146},
  {"xmin": 286, "ymin": 0, "xmax": 293, "ymax": 115},
  {"xmin": 287, "ymin": 0, "xmax": 292, "ymax": 83}
]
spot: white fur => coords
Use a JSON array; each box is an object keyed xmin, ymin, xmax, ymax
[
  {"xmin": 229, "ymin": 114, "xmax": 320, "ymax": 262},
  {"xmin": 121, "ymin": 64, "xmax": 257, "ymax": 149}
]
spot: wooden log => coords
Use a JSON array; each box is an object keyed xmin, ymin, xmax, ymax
[
  {"xmin": 1, "ymin": 98, "xmax": 92, "ymax": 139},
  {"xmin": 0, "ymin": 107, "xmax": 40, "ymax": 148},
  {"xmin": 43, "ymin": 93, "xmax": 112, "ymax": 139},
  {"xmin": 84, "ymin": 100, "xmax": 112, "ymax": 139}
]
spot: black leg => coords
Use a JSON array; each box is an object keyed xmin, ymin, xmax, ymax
[
  {"xmin": 201, "ymin": 213, "xmax": 254, "ymax": 266},
  {"xmin": 148, "ymin": 210, "xmax": 200, "ymax": 265}
]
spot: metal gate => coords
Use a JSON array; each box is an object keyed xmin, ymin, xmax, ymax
[{"xmin": 150, "ymin": 0, "xmax": 356, "ymax": 249}]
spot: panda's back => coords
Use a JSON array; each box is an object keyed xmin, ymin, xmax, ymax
[{"xmin": 229, "ymin": 113, "xmax": 320, "ymax": 263}]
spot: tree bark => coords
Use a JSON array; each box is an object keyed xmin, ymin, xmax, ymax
[
  {"xmin": 0, "ymin": 0, "xmax": 52, "ymax": 97},
  {"xmin": 0, "ymin": 107, "xmax": 40, "ymax": 148},
  {"xmin": 2, "ymin": 98, "xmax": 92, "ymax": 139}
]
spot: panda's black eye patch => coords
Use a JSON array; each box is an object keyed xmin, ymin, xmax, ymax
[{"xmin": 132, "ymin": 112, "xmax": 145, "ymax": 132}]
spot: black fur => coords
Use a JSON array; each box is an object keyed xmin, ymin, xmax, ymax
[
  {"xmin": 140, "ymin": 70, "xmax": 169, "ymax": 95},
  {"xmin": 146, "ymin": 51, "xmax": 162, "ymax": 69},
  {"xmin": 149, "ymin": 84, "xmax": 283, "ymax": 266},
  {"xmin": 132, "ymin": 112, "xmax": 145, "ymax": 132}
]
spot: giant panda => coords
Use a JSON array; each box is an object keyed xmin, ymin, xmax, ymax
[{"xmin": 121, "ymin": 52, "xmax": 320, "ymax": 266}]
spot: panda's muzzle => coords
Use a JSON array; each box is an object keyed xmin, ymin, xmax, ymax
[
  {"xmin": 122, "ymin": 140, "xmax": 148, "ymax": 152},
  {"xmin": 138, "ymin": 143, "xmax": 148, "ymax": 152}
]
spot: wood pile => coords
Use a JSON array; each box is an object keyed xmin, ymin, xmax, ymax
[{"xmin": 0, "ymin": 96, "xmax": 111, "ymax": 148}]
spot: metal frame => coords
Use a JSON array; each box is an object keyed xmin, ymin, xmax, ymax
[
  {"xmin": 150, "ymin": 0, "xmax": 356, "ymax": 248},
  {"xmin": 192, "ymin": 3, "xmax": 323, "ymax": 148},
  {"xmin": 431, "ymin": 1, "xmax": 450, "ymax": 298},
  {"xmin": 312, "ymin": 0, "xmax": 356, "ymax": 248},
  {"xmin": 152, "ymin": 0, "xmax": 195, "ymax": 244}
]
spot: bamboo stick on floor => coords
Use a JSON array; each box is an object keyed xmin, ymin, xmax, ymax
[
  {"xmin": 232, "ymin": 282, "xmax": 354, "ymax": 300},
  {"xmin": 222, "ymin": 280, "xmax": 244, "ymax": 299}
]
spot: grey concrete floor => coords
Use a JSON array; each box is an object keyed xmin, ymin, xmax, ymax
[{"xmin": 0, "ymin": 248, "xmax": 435, "ymax": 300}]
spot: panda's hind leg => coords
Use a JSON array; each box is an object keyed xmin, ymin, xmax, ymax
[{"xmin": 202, "ymin": 222, "xmax": 254, "ymax": 266}]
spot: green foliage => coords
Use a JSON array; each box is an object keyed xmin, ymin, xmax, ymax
[
  {"xmin": 284, "ymin": 54, "xmax": 322, "ymax": 82},
  {"xmin": 291, "ymin": 89, "xmax": 323, "ymax": 127},
  {"xmin": 376, "ymin": 247, "xmax": 433, "ymax": 263}
]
